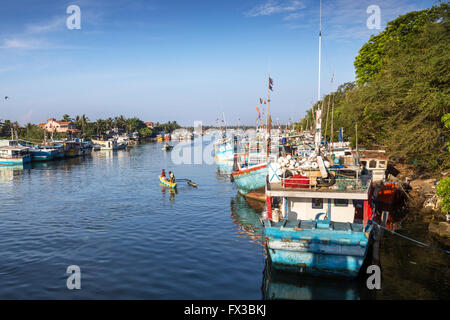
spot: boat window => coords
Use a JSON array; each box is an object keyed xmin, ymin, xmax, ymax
[
  {"xmin": 378, "ymin": 160, "xmax": 386, "ymax": 168},
  {"xmin": 353, "ymin": 200, "xmax": 364, "ymax": 208},
  {"xmin": 312, "ymin": 198, "xmax": 323, "ymax": 209},
  {"xmin": 334, "ymin": 199, "xmax": 349, "ymax": 207},
  {"xmin": 369, "ymin": 160, "xmax": 377, "ymax": 168}
]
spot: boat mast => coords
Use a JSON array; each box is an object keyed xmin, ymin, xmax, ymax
[
  {"xmin": 223, "ymin": 112, "xmax": 227, "ymax": 135},
  {"xmin": 266, "ymin": 74, "xmax": 272, "ymax": 158},
  {"xmin": 318, "ymin": 0, "xmax": 322, "ymax": 102},
  {"xmin": 324, "ymin": 74, "xmax": 333, "ymax": 147},
  {"xmin": 315, "ymin": 0, "xmax": 323, "ymax": 154}
]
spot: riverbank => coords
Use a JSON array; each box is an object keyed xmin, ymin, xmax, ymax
[{"xmin": 390, "ymin": 162, "xmax": 449, "ymax": 247}]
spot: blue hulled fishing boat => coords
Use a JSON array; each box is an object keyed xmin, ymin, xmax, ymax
[
  {"xmin": 232, "ymin": 162, "xmax": 267, "ymax": 195},
  {"xmin": 214, "ymin": 136, "xmax": 234, "ymax": 162},
  {"xmin": 39, "ymin": 144, "xmax": 65, "ymax": 159},
  {"xmin": 260, "ymin": 0, "xmax": 375, "ymax": 278},
  {"xmin": 0, "ymin": 140, "xmax": 31, "ymax": 166},
  {"xmin": 30, "ymin": 148, "xmax": 57, "ymax": 161}
]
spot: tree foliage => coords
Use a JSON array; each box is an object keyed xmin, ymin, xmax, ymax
[
  {"xmin": 436, "ymin": 177, "xmax": 450, "ymax": 214},
  {"xmin": 354, "ymin": 3, "xmax": 448, "ymax": 85},
  {"xmin": 297, "ymin": 3, "xmax": 449, "ymax": 172},
  {"xmin": 0, "ymin": 115, "xmax": 180, "ymax": 141}
]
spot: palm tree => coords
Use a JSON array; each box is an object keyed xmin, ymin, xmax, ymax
[{"xmin": 75, "ymin": 114, "xmax": 89, "ymax": 136}]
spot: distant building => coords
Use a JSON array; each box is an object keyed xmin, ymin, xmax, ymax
[
  {"xmin": 38, "ymin": 118, "xmax": 78, "ymax": 133},
  {"xmin": 144, "ymin": 122, "xmax": 155, "ymax": 128},
  {"xmin": 106, "ymin": 128, "xmax": 125, "ymax": 134}
]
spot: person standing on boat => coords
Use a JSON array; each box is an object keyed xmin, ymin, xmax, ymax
[
  {"xmin": 169, "ymin": 171, "xmax": 175, "ymax": 183},
  {"xmin": 161, "ymin": 169, "xmax": 166, "ymax": 178}
]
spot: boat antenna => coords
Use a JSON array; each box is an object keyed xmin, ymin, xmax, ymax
[
  {"xmin": 222, "ymin": 112, "xmax": 227, "ymax": 134},
  {"xmin": 324, "ymin": 73, "xmax": 334, "ymax": 145},
  {"xmin": 267, "ymin": 74, "xmax": 273, "ymax": 158},
  {"xmin": 318, "ymin": 0, "xmax": 322, "ymax": 102}
]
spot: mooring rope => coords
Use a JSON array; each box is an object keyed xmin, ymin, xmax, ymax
[{"xmin": 370, "ymin": 221, "xmax": 450, "ymax": 254}]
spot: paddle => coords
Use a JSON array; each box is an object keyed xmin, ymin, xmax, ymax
[{"xmin": 176, "ymin": 179, "xmax": 198, "ymax": 188}]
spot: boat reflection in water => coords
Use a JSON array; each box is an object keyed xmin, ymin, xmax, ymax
[
  {"xmin": 216, "ymin": 160, "xmax": 234, "ymax": 178},
  {"xmin": 230, "ymin": 194, "xmax": 265, "ymax": 246},
  {"xmin": 29, "ymin": 156, "xmax": 87, "ymax": 170},
  {"xmin": 261, "ymin": 259, "xmax": 374, "ymax": 300},
  {"xmin": 160, "ymin": 183, "xmax": 178, "ymax": 202},
  {"xmin": 0, "ymin": 164, "xmax": 31, "ymax": 184},
  {"xmin": 230, "ymin": 193, "xmax": 377, "ymax": 300}
]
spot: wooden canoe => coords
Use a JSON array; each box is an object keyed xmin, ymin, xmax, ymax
[{"xmin": 159, "ymin": 176, "xmax": 177, "ymax": 188}]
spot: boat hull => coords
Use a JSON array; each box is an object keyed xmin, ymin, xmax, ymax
[
  {"xmin": 159, "ymin": 176, "xmax": 177, "ymax": 188},
  {"xmin": 0, "ymin": 155, "xmax": 31, "ymax": 166},
  {"xmin": 30, "ymin": 150, "xmax": 55, "ymax": 162},
  {"xmin": 232, "ymin": 163, "xmax": 267, "ymax": 195},
  {"xmin": 54, "ymin": 150, "xmax": 65, "ymax": 158},
  {"xmin": 214, "ymin": 140, "xmax": 234, "ymax": 161},
  {"xmin": 264, "ymin": 220, "xmax": 372, "ymax": 278},
  {"xmin": 115, "ymin": 143, "xmax": 127, "ymax": 150}
]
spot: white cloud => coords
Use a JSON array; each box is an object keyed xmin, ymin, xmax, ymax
[
  {"xmin": 25, "ymin": 17, "xmax": 66, "ymax": 34},
  {"xmin": 283, "ymin": 12, "xmax": 304, "ymax": 21},
  {"xmin": 0, "ymin": 38, "xmax": 79, "ymax": 50},
  {"xmin": 246, "ymin": 0, "xmax": 306, "ymax": 17},
  {"xmin": 247, "ymin": 0, "xmax": 427, "ymax": 41},
  {"xmin": 322, "ymin": 0, "xmax": 423, "ymax": 40},
  {"xmin": 0, "ymin": 39, "xmax": 38, "ymax": 49}
]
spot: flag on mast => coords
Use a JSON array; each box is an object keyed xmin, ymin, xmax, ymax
[{"xmin": 269, "ymin": 77, "xmax": 274, "ymax": 91}]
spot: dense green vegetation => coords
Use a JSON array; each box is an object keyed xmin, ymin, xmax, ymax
[
  {"xmin": 0, "ymin": 115, "xmax": 181, "ymax": 141},
  {"xmin": 437, "ymin": 113, "xmax": 450, "ymax": 213},
  {"xmin": 297, "ymin": 3, "xmax": 449, "ymax": 173},
  {"xmin": 354, "ymin": 4, "xmax": 447, "ymax": 85}
]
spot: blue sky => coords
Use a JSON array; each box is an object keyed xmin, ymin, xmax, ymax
[{"xmin": 0, "ymin": 0, "xmax": 438, "ymax": 126}]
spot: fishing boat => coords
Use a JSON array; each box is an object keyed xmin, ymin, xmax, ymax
[
  {"xmin": 162, "ymin": 143, "xmax": 173, "ymax": 151},
  {"xmin": 232, "ymin": 162, "xmax": 268, "ymax": 195},
  {"xmin": 0, "ymin": 140, "xmax": 31, "ymax": 166},
  {"xmin": 30, "ymin": 148, "xmax": 57, "ymax": 161},
  {"xmin": 80, "ymin": 141, "xmax": 93, "ymax": 155},
  {"xmin": 231, "ymin": 75, "xmax": 278, "ymax": 195},
  {"xmin": 98, "ymin": 139, "xmax": 127, "ymax": 151},
  {"xmin": 159, "ymin": 175, "xmax": 177, "ymax": 189},
  {"xmin": 63, "ymin": 141, "xmax": 80, "ymax": 157},
  {"xmin": 214, "ymin": 136, "xmax": 234, "ymax": 162},
  {"xmin": 262, "ymin": 157, "xmax": 374, "ymax": 278},
  {"xmin": 39, "ymin": 144, "xmax": 65, "ymax": 159},
  {"xmin": 261, "ymin": 0, "xmax": 376, "ymax": 277}
]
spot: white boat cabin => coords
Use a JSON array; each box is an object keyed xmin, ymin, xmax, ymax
[
  {"xmin": 281, "ymin": 193, "xmax": 366, "ymax": 224},
  {"xmin": 359, "ymin": 150, "xmax": 388, "ymax": 183}
]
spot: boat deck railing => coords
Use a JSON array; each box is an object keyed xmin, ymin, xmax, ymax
[
  {"xmin": 273, "ymin": 174, "xmax": 371, "ymax": 192},
  {"xmin": 235, "ymin": 152, "xmax": 277, "ymax": 168}
]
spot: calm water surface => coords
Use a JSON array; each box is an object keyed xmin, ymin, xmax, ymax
[{"xmin": 0, "ymin": 141, "xmax": 448, "ymax": 299}]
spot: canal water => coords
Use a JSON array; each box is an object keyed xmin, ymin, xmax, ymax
[{"xmin": 0, "ymin": 141, "xmax": 448, "ymax": 299}]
